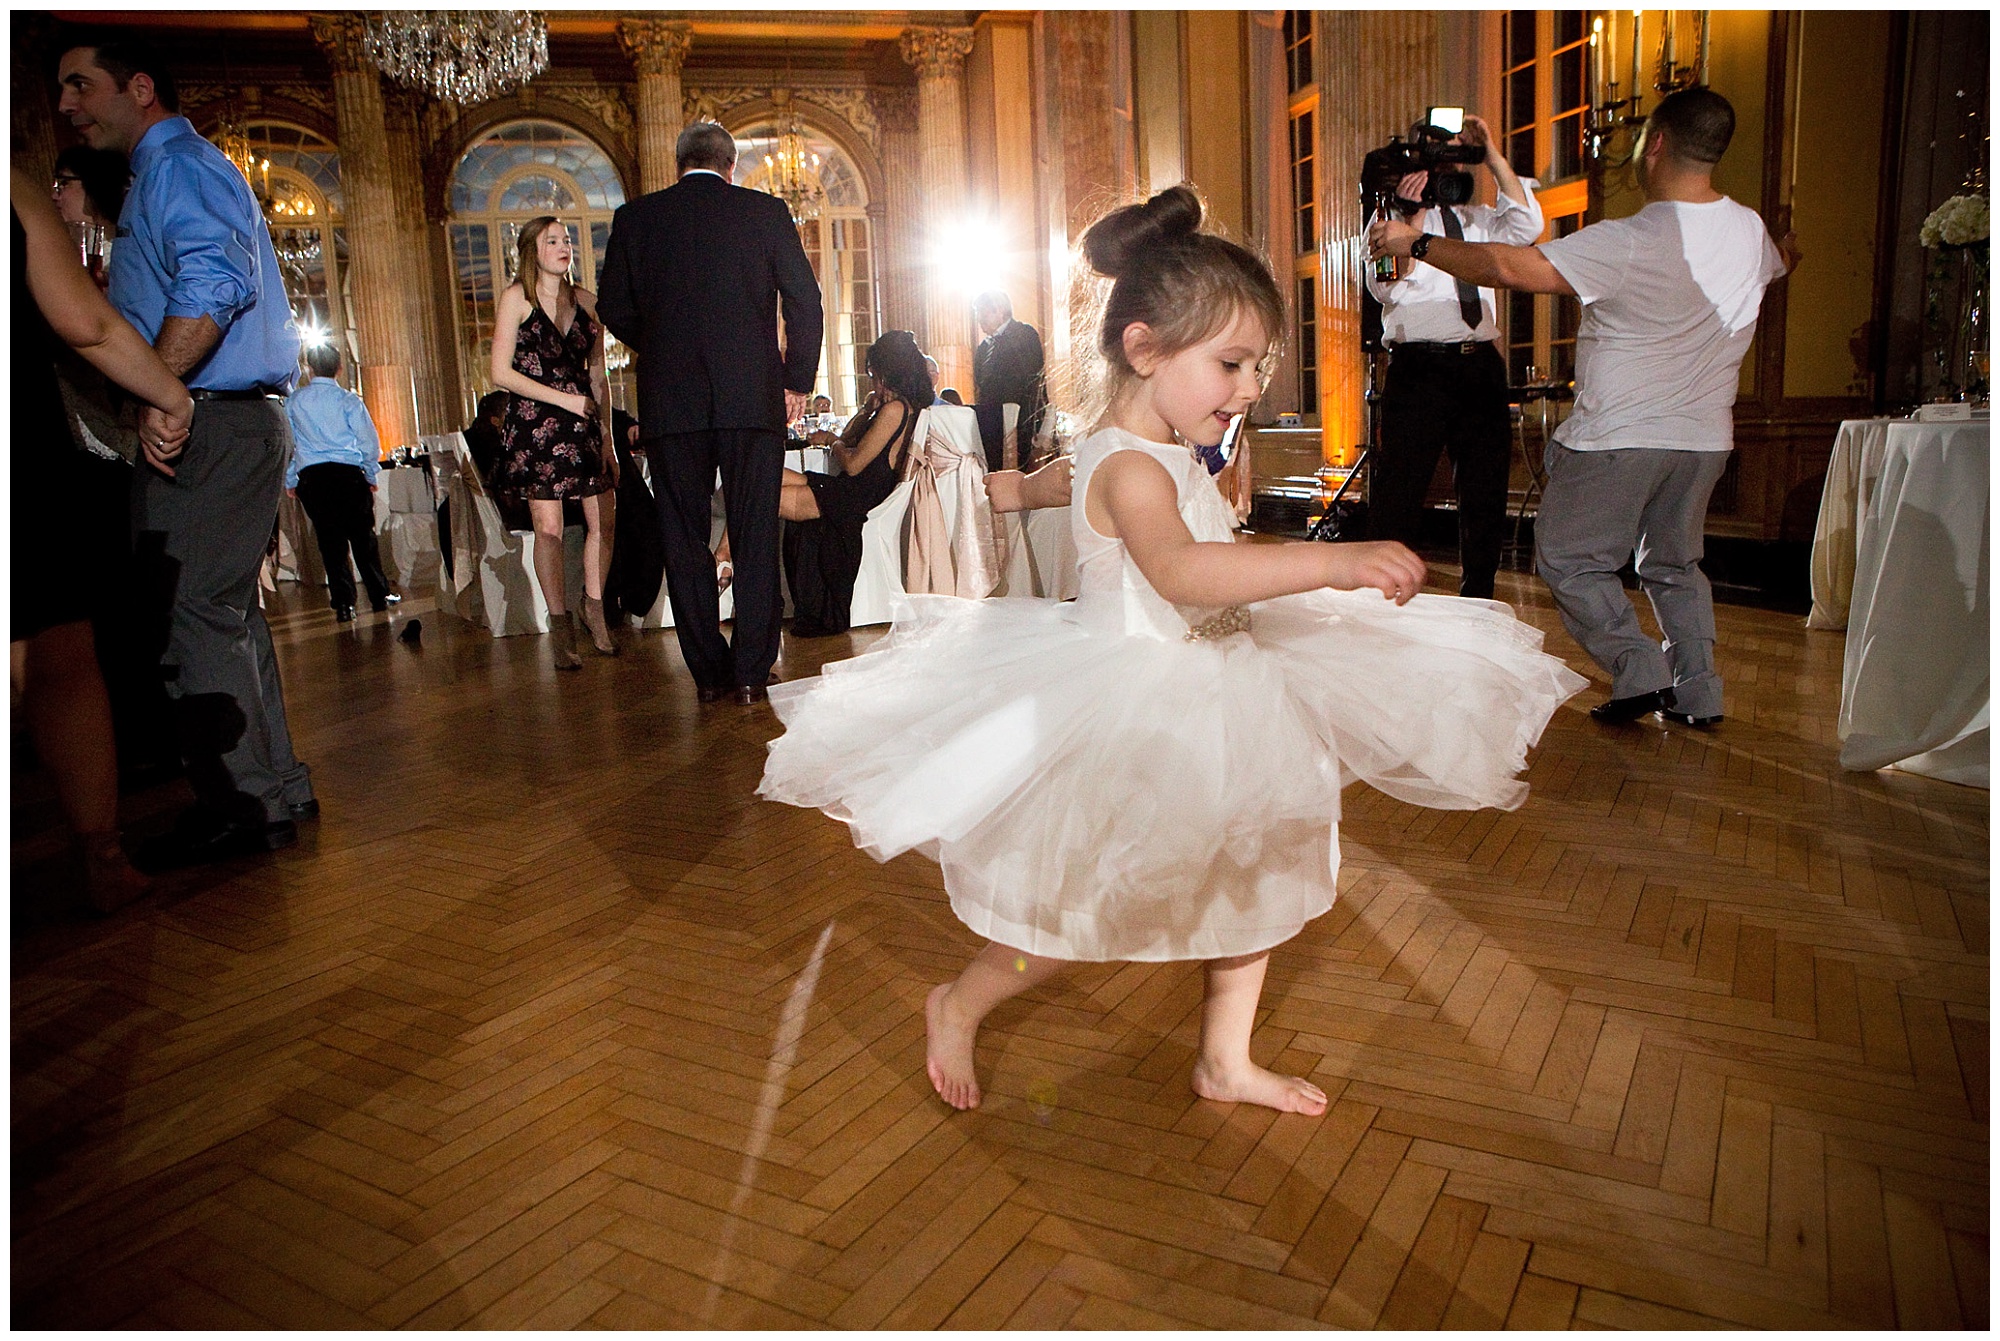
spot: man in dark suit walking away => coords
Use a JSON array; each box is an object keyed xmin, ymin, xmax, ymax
[
  {"xmin": 970, "ymin": 290, "xmax": 1047, "ymax": 472},
  {"xmin": 598, "ymin": 122, "xmax": 823, "ymax": 704}
]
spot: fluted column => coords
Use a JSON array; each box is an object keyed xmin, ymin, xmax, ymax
[
  {"xmin": 384, "ymin": 89, "xmax": 450, "ymax": 435},
  {"xmin": 873, "ymin": 89, "xmax": 924, "ymax": 339},
  {"xmin": 619, "ymin": 19, "xmax": 692, "ymax": 194},
  {"xmin": 312, "ymin": 13, "xmax": 418, "ymax": 454},
  {"xmin": 899, "ymin": 26, "xmax": 976, "ymax": 393},
  {"xmin": 1320, "ymin": 10, "xmax": 1439, "ymax": 458}
]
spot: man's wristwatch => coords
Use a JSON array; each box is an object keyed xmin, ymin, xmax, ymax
[{"xmin": 1410, "ymin": 233, "xmax": 1436, "ymax": 261}]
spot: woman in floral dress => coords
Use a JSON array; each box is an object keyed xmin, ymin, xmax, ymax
[{"xmin": 490, "ymin": 216, "xmax": 620, "ymax": 668}]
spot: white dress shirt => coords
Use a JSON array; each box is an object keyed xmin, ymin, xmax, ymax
[{"xmin": 1366, "ymin": 182, "xmax": 1545, "ymax": 345}]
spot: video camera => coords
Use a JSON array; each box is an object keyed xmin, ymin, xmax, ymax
[{"xmin": 1360, "ymin": 106, "xmax": 1485, "ymax": 212}]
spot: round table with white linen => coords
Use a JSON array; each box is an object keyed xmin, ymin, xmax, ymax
[{"xmin": 1816, "ymin": 416, "xmax": 1988, "ymax": 785}]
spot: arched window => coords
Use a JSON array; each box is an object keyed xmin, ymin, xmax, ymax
[
  {"xmin": 735, "ymin": 122, "xmax": 881, "ymax": 414},
  {"xmin": 448, "ymin": 120, "xmax": 628, "ymax": 414},
  {"xmin": 209, "ymin": 122, "xmax": 356, "ymax": 371}
]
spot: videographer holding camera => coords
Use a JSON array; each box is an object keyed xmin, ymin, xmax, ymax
[
  {"xmin": 1363, "ymin": 109, "xmax": 1542, "ymax": 601},
  {"xmin": 1367, "ymin": 88, "xmax": 1798, "ymax": 729}
]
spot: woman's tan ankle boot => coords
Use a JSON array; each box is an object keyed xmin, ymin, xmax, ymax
[
  {"xmin": 549, "ymin": 614, "xmax": 583, "ymax": 670},
  {"xmin": 581, "ymin": 595, "xmax": 619, "ymax": 655}
]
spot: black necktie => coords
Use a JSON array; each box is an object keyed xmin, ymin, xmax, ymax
[{"xmin": 1437, "ymin": 207, "xmax": 1484, "ymax": 333}]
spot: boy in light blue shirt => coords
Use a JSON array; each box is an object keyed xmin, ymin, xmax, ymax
[{"xmin": 284, "ymin": 345, "xmax": 397, "ymax": 619}]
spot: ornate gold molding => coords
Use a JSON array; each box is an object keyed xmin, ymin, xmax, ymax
[
  {"xmin": 898, "ymin": 27, "xmax": 974, "ymax": 81},
  {"xmin": 617, "ymin": 19, "xmax": 693, "ymax": 78},
  {"xmin": 562, "ymin": 84, "xmax": 634, "ymax": 139},
  {"xmin": 871, "ymin": 87, "xmax": 918, "ymax": 134},
  {"xmin": 683, "ymin": 85, "xmax": 882, "ymax": 152},
  {"xmin": 273, "ymin": 83, "xmax": 336, "ymax": 119}
]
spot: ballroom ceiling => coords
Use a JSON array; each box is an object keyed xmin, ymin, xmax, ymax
[{"xmin": 36, "ymin": 10, "xmax": 986, "ymax": 87}]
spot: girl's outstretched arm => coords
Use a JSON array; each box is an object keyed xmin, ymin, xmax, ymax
[{"xmin": 1091, "ymin": 450, "xmax": 1427, "ymax": 607}]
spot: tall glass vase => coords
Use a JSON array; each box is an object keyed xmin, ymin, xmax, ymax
[
  {"xmin": 1961, "ymin": 244, "xmax": 1990, "ymax": 403},
  {"xmin": 1927, "ymin": 243, "xmax": 1990, "ymax": 402}
]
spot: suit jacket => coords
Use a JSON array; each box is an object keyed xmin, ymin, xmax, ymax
[
  {"xmin": 972, "ymin": 319, "xmax": 1047, "ymax": 439},
  {"xmin": 597, "ymin": 173, "xmax": 824, "ymax": 437}
]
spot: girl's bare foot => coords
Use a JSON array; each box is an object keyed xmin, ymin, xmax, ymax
[
  {"xmin": 925, "ymin": 983, "xmax": 982, "ymax": 1110},
  {"xmin": 1190, "ymin": 1057, "xmax": 1327, "ymax": 1115}
]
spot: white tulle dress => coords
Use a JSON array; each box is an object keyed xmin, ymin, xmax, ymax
[{"xmin": 760, "ymin": 427, "xmax": 1586, "ymax": 962}]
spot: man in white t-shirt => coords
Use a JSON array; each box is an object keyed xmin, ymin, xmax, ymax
[
  {"xmin": 1367, "ymin": 87, "xmax": 1798, "ymax": 727},
  {"xmin": 1365, "ymin": 113, "xmax": 1543, "ymax": 599}
]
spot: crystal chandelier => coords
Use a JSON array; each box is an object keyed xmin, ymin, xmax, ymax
[
  {"xmin": 216, "ymin": 108, "xmax": 271, "ymax": 201},
  {"xmin": 267, "ymin": 191, "xmax": 321, "ymax": 274},
  {"xmin": 764, "ymin": 104, "xmax": 825, "ymax": 225},
  {"xmin": 363, "ymin": 12, "xmax": 549, "ymax": 106}
]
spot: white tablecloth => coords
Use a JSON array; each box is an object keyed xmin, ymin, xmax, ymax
[
  {"xmin": 1806, "ymin": 418, "xmax": 1895, "ymax": 630},
  {"xmin": 786, "ymin": 445, "xmax": 832, "ymax": 475},
  {"xmin": 1833, "ymin": 418, "xmax": 1988, "ymax": 786}
]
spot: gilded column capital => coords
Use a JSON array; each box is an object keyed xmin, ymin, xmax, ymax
[
  {"xmin": 898, "ymin": 27, "xmax": 974, "ymax": 81},
  {"xmin": 309, "ymin": 12, "xmax": 373, "ymax": 75},
  {"xmin": 618, "ymin": 19, "xmax": 693, "ymax": 78}
]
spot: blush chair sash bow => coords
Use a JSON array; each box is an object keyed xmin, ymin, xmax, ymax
[{"xmin": 902, "ymin": 404, "xmax": 1006, "ymax": 599}]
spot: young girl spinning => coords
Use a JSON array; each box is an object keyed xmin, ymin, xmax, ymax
[{"xmin": 761, "ymin": 185, "xmax": 1584, "ymax": 1114}]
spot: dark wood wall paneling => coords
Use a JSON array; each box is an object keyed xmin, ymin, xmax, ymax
[{"xmin": 1726, "ymin": 9, "xmax": 1987, "ymax": 544}]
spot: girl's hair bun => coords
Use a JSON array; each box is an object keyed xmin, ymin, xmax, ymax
[{"xmin": 1081, "ymin": 183, "xmax": 1205, "ymax": 280}]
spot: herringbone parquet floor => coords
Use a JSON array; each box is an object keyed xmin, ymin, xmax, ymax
[{"xmin": 11, "ymin": 565, "xmax": 1987, "ymax": 1329}]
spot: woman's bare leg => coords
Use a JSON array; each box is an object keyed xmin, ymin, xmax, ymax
[
  {"xmin": 926, "ymin": 941, "xmax": 1066, "ymax": 1110},
  {"xmin": 779, "ymin": 482, "xmax": 821, "ymax": 522},
  {"xmin": 527, "ymin": 498, "xmax": 568, "ymax": 614},
  {"xmin": 1189, "ymin": 951, "xmax": 1327, "ymax": 1115},
  {"xmin": 21, "ymin": 623, "xmax": 150, "ymax": 910},
  {"xmin": 579, "ymin": 490, "xmax": 614, "ymax": 602},
  {"xmin": 22, "ymin": 622, "xmax": 118, "ymax": 836}
]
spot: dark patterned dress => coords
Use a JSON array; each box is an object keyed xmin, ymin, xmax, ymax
[
  {"xmin": 497, "ymin": 304, "xmax": 611, "ymax": 501},
  {"xmin": 782, "ymin": 394, "xmax": 919, "ymax": 636}
]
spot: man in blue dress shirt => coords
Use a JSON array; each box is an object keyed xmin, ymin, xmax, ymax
[
  {"xmin": 59, "ymin": 37, "xmax": 317, "ymax": 866},
  {"xmin": 286, "ymin": 343, "xmax": 399, "ymax": 622}
]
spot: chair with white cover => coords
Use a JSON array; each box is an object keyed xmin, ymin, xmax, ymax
[
  {"xmin": 432, "ymin": 431, "xmax": 583, "ymax": 636},
  {"xmin": 849, "ymin": 404, "xmax": 1007, "ymax": 627},
  {"xmin": 372, "ymin": 463, "xmax": 442, "ymax": 590},
  {"xmin": 998, "ymin": 503, "xmax": 1080, "ymax": 600}
]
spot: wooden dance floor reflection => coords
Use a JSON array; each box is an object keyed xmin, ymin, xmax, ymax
[{"xmin": 11, "ymin": 569, "xmax": 1988, "ymax": 1328}]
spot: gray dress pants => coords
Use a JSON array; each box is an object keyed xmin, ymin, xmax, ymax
[
  {"xmin": 133, "ymin": 398, "xmax": 312, "ymax": 825},
  {"xmin": 1534, "ymin": 443, "xmax": 1733, "ymax": 718}
]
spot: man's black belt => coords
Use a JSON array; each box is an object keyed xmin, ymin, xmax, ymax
[
  {"xmin": 190, "ymin": 386, "xmax": 285, "ymax": 401},
  {"xmin": 1391, "ymin": 340, "xmax": 1488, "ymax": 355}
]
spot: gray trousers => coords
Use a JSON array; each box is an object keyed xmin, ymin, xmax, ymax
[
  {"xmin": 1534, "ymin": 443, "xmax": 1732, "ymax": 718},
  {"xmin": 133, "ymin": 399, "xmax": 311, "ymax": 824}
]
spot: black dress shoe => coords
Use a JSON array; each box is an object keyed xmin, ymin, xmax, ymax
[
  {"xmin": 136, "ymin": 815, "xmax": 297, "ymax": 871},
  {"xmin": 370, "ymin": 592, "xmax": 403, "ymax": 612},
  {"xmin": 1588, "ymin": 689, "xmax": 1670, "ymax": 724},
  {"xmin": 334, "ymin": 605, "xmax": 357, "ymax": 622},
  {"xmin": 697, "ymin": 684, "xmax": 729, "ymax": 704},
  {"xmin": 1662, "ymin": 709, "xmax": 1723, "ymax": 728},
  {"xmin": 289, "ymin": 797, "xmax": 321, "ymax": 821},
  {"xmin": 733, "ymin": 684, "xmax": 769, "ymax": 705}
]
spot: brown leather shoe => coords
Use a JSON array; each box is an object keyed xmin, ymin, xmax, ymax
[{"xmin": 733, "ymin": 684, "xmax": 769, "ymax": 705}]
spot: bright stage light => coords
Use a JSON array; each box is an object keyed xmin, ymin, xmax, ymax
[
  {"xmin": 300, "ymin": 322, "xmax": 332, "ymax": 350},
  {"xmin": 932, "ymin": 216, "xmax": 1005, "ymax": 296}
]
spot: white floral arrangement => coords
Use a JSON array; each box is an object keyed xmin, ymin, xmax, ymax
[{"xmin": 1920, "ymin": 194, "xmax": 1989, "ymax": 248}]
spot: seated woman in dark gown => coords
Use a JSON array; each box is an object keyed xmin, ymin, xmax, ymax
[{"xmin": 778, "ymin": 331, "xmax": 933, "ymax": 636}]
